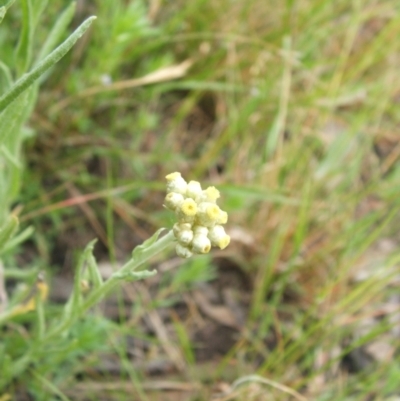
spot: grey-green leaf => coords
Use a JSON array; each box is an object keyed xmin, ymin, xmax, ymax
[
  {"xmin": 0, "ymin": 61, "xmax": 13, "ymax": 90},
  {"xmin": 0, "ymin": 7, "xmax": 5, "ymax": 24},
  {"xmin": 0, "ymin": 0, "xmax": 16, "ymax": 24},
  {"xmin": 0, "ymin": 15, "xmax": 96, "ymax": 113},
  {"xmin": 2, "ymin": 0, "xmax": 16, "ymax": 10},
  {"xmin": 0, "ymin": 226, "xmax": 34, "ymax": 255},
  {"xmin": 132, "ymin": 228, "xmax": 166, "ymax": 259},
  {"xmin": 15, "ymin": 0, "xmax": 34, "ymax": 74},
  {"xmin": 63, "ymin": 239, "xmax": 97, "ymax": 321},
  {"xmin": 0, "ymin": 215, "xmax": 19, "ymax": 252},
  {"xmin": 35, "ymin": 1, "xmax": 76, "ymax": 66},
  {"xmin": 114, "ymin": 269, "xmax": 157, "ymax": 281}
]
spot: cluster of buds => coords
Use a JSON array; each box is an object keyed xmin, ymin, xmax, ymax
[{"xmin": 165, "ymin": 172, "xmax": 230, "ymax": 258}]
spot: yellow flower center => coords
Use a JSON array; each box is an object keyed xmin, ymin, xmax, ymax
[
  {"xmin": 206, "ymin": 204, "xmax": 220, "ymax": 220},
  {"xmin": 181, "ymin": 199, "xmax": 197, "ymax": 216},
  {"xmin": 205, "ymin": 186, "xmax": 220, "ymax": 201}
]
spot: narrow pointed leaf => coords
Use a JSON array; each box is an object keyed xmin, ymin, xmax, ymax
[
  {"xmin": 132, "ymin": 228, "xmax": 166, "ymax": 260},
  {"xmin": 0, "ymin": 15, "xmax": 96, "ymax": 113},
  {"xmin": 0, "ymin": 215, "xmax": 18, "ymax": 252},
  {"xmin": 63, "ymin": 239, "xmax": 97, "ymax": 321},
  {"xmin": 0, "ymin": 7, "xmax": 5, "ymax": 24},
  {"xmin": 0, "ymin": 226, "xmax": 34, "ymax": 255},
  {"xmin": 35, "ymin": 1, "xmax": 76, "ymax": 65},
  {"xmin": 114, "ymin": 269, "xmax": 157, "ymax": 281},
  {"xmin": 0, "ymin": 61, "xmax": 13, "ymax": 90},
  {"xmin": 15, "ymin": 0, "xmax": 34, "ymax": 74},
  {"xmin": 0, "ymin": 0, "xmax": 16, "ymax": 24}
]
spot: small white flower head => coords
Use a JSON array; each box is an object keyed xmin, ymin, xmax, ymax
[
  {"xmin": 192, "ymin": 234, "xmax": 211, "ymax": 254},
  {"xmin": 217, "ymin": 235, "xmax": 230, "ymax": 250},
  {"xmin": 186, "ymin": 180, "xmax": 203, "ymax": 200},
  {"xmin": 202, "ymin": 186, "xmax": 220, "ymax": 203},
  {"xmin": 176, "ymin": 227, "xmax": 194, "ymax": 245},
  {"xmin": 166, "ymin": 172, "xmax": 188, "ymax": 194},
  {"xmin": 173, "ymin": 222, "xmax": 192, "ymax": 237},
  {"xmin": 196, "ymin": 202, "xmax": 222, "ymax": 227},
  {"xmin": 216, "ymin": 210, "xmax": 228, "ymax": 225},
  {"xmin": 208, "ymin": 225, "xmax": 231, "ymax": 249},
  {"xmin": 165, "ymin": 172, "xmax": 230, "ymax": 258},
  {"xmin": 179, "ymin": 198, "xmax": 197, "ymax": 217},
  {"xmin": 164, "ymin": 192, "xmax": 184, "ymax": 211},
  {"xmin": 193, "ymin": 225, "xmax": 208, "ymax": 236}
]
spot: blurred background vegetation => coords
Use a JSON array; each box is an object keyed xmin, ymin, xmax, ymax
[{"xmin": 2, "ymin": 0, "xmax": 400, "ymax": 399}]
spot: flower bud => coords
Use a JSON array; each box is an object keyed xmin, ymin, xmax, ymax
[
  {"xmin": 173, "ymin": 222, "xmax": 192, "ymax": 237},
  {"xmin": 164, "ymin": 192, "xmax": 184, "ymax": 211},
  {"xmin": 196, "ymin": 202, "xmax": 221, "ymax": 227},
  {"xmin": 208, "ymin": 225, "xmax": 230, "ymax": 249},
  {"xmin": 179, "ymin": 214, "xmax": 196, "ymax": 224},
  {"xmin": 216, "ymin": 210, "xmax": 228, "ymax": 225},
  {"xmin": 166, "ymin": 172, "xmax": 188, "ymax": 194},
  {"xmin": 176, "ymin": 227, "xmax": 194, "ymax": 245},
  {"xmin": 186, "ymin": 180, "xmax": 203, "ymax": 200},
  {"xmin": 193, "ymin": 225, "xmax": 208, "ymax": 236},
  {"xmin": 217, "ymin": 235, "xmax": 230, "ymax": 250},
  {"xmin": 202, "ymin": 186, "xmax": 220, "ymax": 202},
  {"xmin": 192, "ymin": 234, "xmax": 211, "ymax": 254},
  {"xmin": 179, "ymin": 198, "xmax": 198, "ymax": 217},
  {"xmin": 176, "ymin": 243, "xmax": 193, "ymax": 258}
]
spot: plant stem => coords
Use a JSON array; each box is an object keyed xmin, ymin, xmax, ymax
[{"xmin": 46, "ymin": 230, "xmax": 175, "ymax": 341}]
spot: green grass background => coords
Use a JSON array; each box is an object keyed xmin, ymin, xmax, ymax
[{"xmin": 2, "ymin": 0, "xmax": 400, "ymax": 399}]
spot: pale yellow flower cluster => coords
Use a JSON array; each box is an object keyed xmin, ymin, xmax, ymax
[{"xmin": 165, "ymin": 172, "xmax": 230, "ymax": 258}]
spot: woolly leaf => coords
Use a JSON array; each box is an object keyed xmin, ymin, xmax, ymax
[{"xmin": 0, "ymin": 15, "xmax": 96, "ymax": 113}]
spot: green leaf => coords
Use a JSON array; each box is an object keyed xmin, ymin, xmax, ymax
[
  {"xmin": 0, "ymin": 0, "xmax": 15, "ymax": 24},
  {"xmin": 0, "ymin": 347, "xmax": 12, "ymax": 388},
  {"xmin": 31, "ymin": 0, "xmax": 48, "ymax": 27},
  {"xmin": 0, "ymin": 225, "xmax": 34, "ymax": 255},
  {"xmin": 87, "ymin": 248, "xmax": 104, "ymax": 289},
  {"xmin": 35, "ymin": 1, "xmax": 76, "ymax": 66},
  {"xmin": 0, "ymin": 15, "xmax": 97, "ymax": 113},
  {"xmin": 265, "ymin": 114, "xmax": 281, "ymax": 158},
  {"xmin": 0, "ymin": 215, "xmax": 18, "ymax": 252},
  {"xmin": 15, "ymin": 0, "xmax": 34, "ymax": 74},
  {"xmin": 0, "ymin": 7, "xmax": 5, "ymax": 24},
  {"xmin": 113, "ymin": 269, "xmax": 157, "ymax": 281},
  {"xmin": 108, "ymin": 228, "xmax": 172, "ymax": 282},
  {"xmin": 0, "ymin": 88, "xmax": 36, "ymax": 220},
  {"xmin": 64, "ymin": 239, "xmax": 97, "ymax": 321},
  {"xmin": 132, "ymin": 227, "xmax": 165, "ymax": 259},
  {"xmin": 10, "ymin": 352, "xmax": 32, "ymax": 382},
  {"xmin": 0, "ymin": 144, "xmax": 22, "ymax": 169},
  {"xmin": 0, "ymin": 87, "xmax": 31, "ymax": 143},
  {"xmin": 1, "ymin": 0, "xmax": 16, "ymax": 9},
  {"xmin": 0, "ymin": 61, "xmax": 13, "ymax": 90}
]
